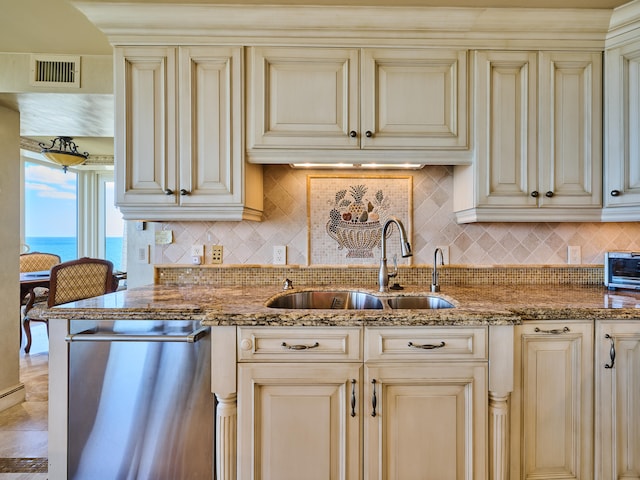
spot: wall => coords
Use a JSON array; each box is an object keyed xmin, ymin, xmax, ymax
[
  {"xmin": 0, "ymin": 105, "xmax": 24, "ymax": 411},
  {"xmin": 145, "ymin": 165, "xmax": 640, "ymax": 268}
]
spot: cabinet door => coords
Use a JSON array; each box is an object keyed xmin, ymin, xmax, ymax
[
  {"xmin": 538, "ymin": 52, "xmax": 602, "ymax": 208},
  {"xmin": 361, "ymin": 48, "xmax": 467, "ymax": 149},
  {"xmin": 604, "ymin": 43, "xmax": 640, "ymax": 214},
  {"xmin": 178, "ymin": 46, "xmax": 246, "ymax": 207},
  {"xmin": 364, "ymin": 363, "xmax": 487, "ymax": 480},
  {"xmin": 511, "ymin": 321, "xmax": 593, "ymax": 480},
  {"xmin": 247, "ymin": 46, "xmax": 359, "ymax": 149},
  {"xmin": 595, "ymin": 321, "xmax": 640, "ymax": 480},
  {"xmin": 474, "ymin": 50, "xmax": 538, "ymax": 208},
  {"xmin": 238, "ymin": 363, "xmax": 362, "ymax": 480},
  {"xmin": 114, "ymin": 47, "xmax": 178, "ymax": 206}
]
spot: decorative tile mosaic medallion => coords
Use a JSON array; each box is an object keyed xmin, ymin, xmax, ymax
[{"xmin": 307, "ymin": 175, "xmax": 413, "ymax": 265}]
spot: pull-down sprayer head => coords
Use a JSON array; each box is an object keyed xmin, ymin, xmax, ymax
[{"xmin": 379, "ymin": 216, "xmax": 412, "ymax": 292}]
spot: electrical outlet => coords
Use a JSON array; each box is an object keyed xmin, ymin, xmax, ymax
[
  {"xmin": 274, "ymin": 245, "xmax": 287, "ymax": 265},
  {"xmin": 436, "ymin": 245, "xmax": 450, "ymax": 265},
  {"xmin": 190, "ymin": 245, "xmax": 204, "ymax": 257},
  {"xmin": 211, "ymin": 245, "xmax": 223, "ymax": 264},
  {"xmin": 568, "ymin": 245, "xmax": 581, "ymax": 264}
]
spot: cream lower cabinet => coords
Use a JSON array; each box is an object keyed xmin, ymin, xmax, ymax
[
  {"xmin": 114, "ymin": 45, "xmax": 262, "ymax": 221},
  {"xmin": 510, "ymin": 321, "xmax": 594, "ymax": 480},
  {"xmin": 235, "ymin": 327, "xmax": 363, "ymax": 480},
  {"xmin": 595, "ymin": 320, "xmax": 640, "ymax": 480},
  {"xmin": 364, "ymin": 327, "xmax": 488, "ymax": 480},
  {"xmin": 364, "ymin": 364, "xmax": 487, "ymax": 480},
  {"xmin": 238, "ymin": 363, "xmax": 362, "ymax": 480},
  {"xmin": 225, "ymin": 326, "xmax": 489, "ymax": 480}
]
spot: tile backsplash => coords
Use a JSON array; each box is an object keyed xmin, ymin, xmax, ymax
[{"xmin": 155, "ymin": 165, "xmax": 640, "ymax": 266}]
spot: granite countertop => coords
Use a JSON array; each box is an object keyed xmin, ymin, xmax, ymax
[{"xmin": 42, "ymin": 283, "xmax": 640, "ymax": 326}]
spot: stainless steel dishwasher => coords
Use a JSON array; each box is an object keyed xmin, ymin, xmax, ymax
[{"xmin": 65, "ymin": 319, "xmax": 214, "ymax": 480}]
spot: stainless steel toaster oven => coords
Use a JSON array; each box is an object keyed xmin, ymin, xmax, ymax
[{"xmin": 605, "ymin": 251, "xmax": 640, "ymax": 290}]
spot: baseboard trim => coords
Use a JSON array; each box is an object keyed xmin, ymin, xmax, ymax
[{"xmin": 0, "ymin": 382, "xmax": 26, "ymax": 412}]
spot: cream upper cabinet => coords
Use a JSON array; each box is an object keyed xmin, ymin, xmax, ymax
[
  {"xmin": 115, "ymin": 46, "xmax": 263, "ymax": 221},
  {"xmin": 454, "ymin": 50, "xmax": 602, "ymax": 223},
  {"xmin": 115, "ymin": 47, "xmax": 178, "ymax": 209},
  {"xmin": 510, "ymin": 321, "xmax": 594, "ymax": 480},
  {"xmin": 603, "ymin": 41, "xmax": 640, "ymax": 220},
  {"xmin": 247, "ymin": 46, "xmax": 469, "ymax": 165},
  {"xmin": 595, "ymin": 320, "xmax": 640, "ymax": 480}
]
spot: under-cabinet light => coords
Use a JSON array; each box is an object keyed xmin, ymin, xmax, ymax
[{"xmin": 291, "ymin": 163, "xmax": 424, "ymax": 169}]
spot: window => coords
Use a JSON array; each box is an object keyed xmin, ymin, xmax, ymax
[
  {"xmin": 24, "ymin": 160, "xmax": 78, "ymax": 261},
  {"xmin": 99, "ymin": 176, "xmax": 125, "ymax": 272},
  {"xmin": 22, "ymin": 157, "xmax": 125, "ymax": 273}
]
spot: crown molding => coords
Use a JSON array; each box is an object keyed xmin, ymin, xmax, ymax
[{"xmin": 73, "ymin": 2, "xmax": 612, "ymax": 48}]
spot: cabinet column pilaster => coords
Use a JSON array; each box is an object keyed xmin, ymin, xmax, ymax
[
  {"xmin": 489, "ymin": 392, "xmax": 510, "ymax": 480},
  {"xmin": 215, "ymin": 393, "xmax": 237, "ymax": 480}
]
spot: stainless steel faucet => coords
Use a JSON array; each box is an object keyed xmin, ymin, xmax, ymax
[
  {"xmin": 378, "ymin": 216, "xmax": 412, "ymax": 292},
  {"xmin": 431, "ymin": 248, "xmax": 444, "ymax": 292}
]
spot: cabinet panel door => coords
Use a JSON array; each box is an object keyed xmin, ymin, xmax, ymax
[
  {"xmin": 248, "ymin": 47, "xmax": 359, "ymax": 149},
  {"xmin": 238, "ymin": 363, "xmax": 362, "ymax": 480},
  {"xmin": 114, "ymin": 47, "xmax": 178, "ymax": 206},
  {"xmin": 595, "ymin": 321, "xmax": 640, "ymax": 480},
  {"xmin": 474, "ymin": 51, "xmax": 538, "ymax": 207},
  {"xmin": 179, "ymin": 46, "xmax": 243, "ymax": 206},
  {"xmin": 365, "ymin": 363, "xmax": 487, "ymax": 480},
  {"xmin": 361, "ymin": 48, "xmax": 467, "ymax": 149},
  {"xmin": 538, "ymin": 52, "xmax": 602, "ymax": 208},
  {"xmin": 511, "ymin": 322, "xmax": 593, "ymax": 480},
  {"xmin": 604, "ymin": 43, "xmax": 640, "ymax": 208}
]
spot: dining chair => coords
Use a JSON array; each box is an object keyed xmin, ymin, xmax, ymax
[
  {"xmin": 20, "ymin": 251, "xmax": 61, "ymax": 302},
  {"xmin": 20, "ymin": 252, "xmax": 61, "ymax": 347},
  {"xmin": 23, "ymin": 257, "xmax": 115, "ymax": 353}
]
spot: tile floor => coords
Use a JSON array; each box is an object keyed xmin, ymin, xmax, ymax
[{"xmin": 0, "ymin": 324, "xmax": 49, "ymax": 479}]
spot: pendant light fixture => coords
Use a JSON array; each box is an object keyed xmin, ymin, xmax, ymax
[{"xmin": 39, "ymin": 136, "xmax": 89, "ymax": 173}]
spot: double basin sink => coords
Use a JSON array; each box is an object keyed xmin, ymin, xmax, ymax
[{"xmin": 266, "ymin": 290, "xmax": 454, "ymax": 310}]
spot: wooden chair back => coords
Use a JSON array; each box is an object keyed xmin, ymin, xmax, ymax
[
  {"xmin": 20, "ymin": 252, "xmax": 61, "ymax": 272},
  {"xmin": 48, "ymin": 257, "xmax": 115, "ymax": 307}
]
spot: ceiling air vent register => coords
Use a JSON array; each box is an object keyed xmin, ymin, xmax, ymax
[{"xmin": 30, "ymin": 55, "xmax": 80, "ymax": 88}]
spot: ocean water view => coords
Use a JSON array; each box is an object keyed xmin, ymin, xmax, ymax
[{"xmin": 25, "ymin": 236, "xmax": 124, "ymax": 272}]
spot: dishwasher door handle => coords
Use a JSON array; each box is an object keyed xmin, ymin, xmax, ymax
[{"xmin": 65, "ymin": 326, "xmax": 210, "ymax": 343}]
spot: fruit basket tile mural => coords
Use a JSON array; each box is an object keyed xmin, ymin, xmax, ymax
[{"xmin": 307, "ymin": 175, "xmax": 413, "ymax": 265}]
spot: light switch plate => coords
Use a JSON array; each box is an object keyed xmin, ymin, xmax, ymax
[
  {"xmin": 136, "ymin": 245, "xmax": 150, "ymax": 264},
  {"xmin": 568, "ymin": 245, "xmax": 581, "ymax": 264},
  {"xmin": 190, "ymin": 245, "xmax": 204, "ymax": 257}
]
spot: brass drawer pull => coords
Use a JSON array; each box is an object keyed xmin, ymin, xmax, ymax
[
  {"xmin": 407, "ymin": 341, "xmax": 445, "ymax": 350},
  {"xmin": 534, "ymin": 326, "xmax": 570, "ymax": 334},
  {"xmin": 281, "ymin": 341, "xmax": 319, "ymax": 350}
]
